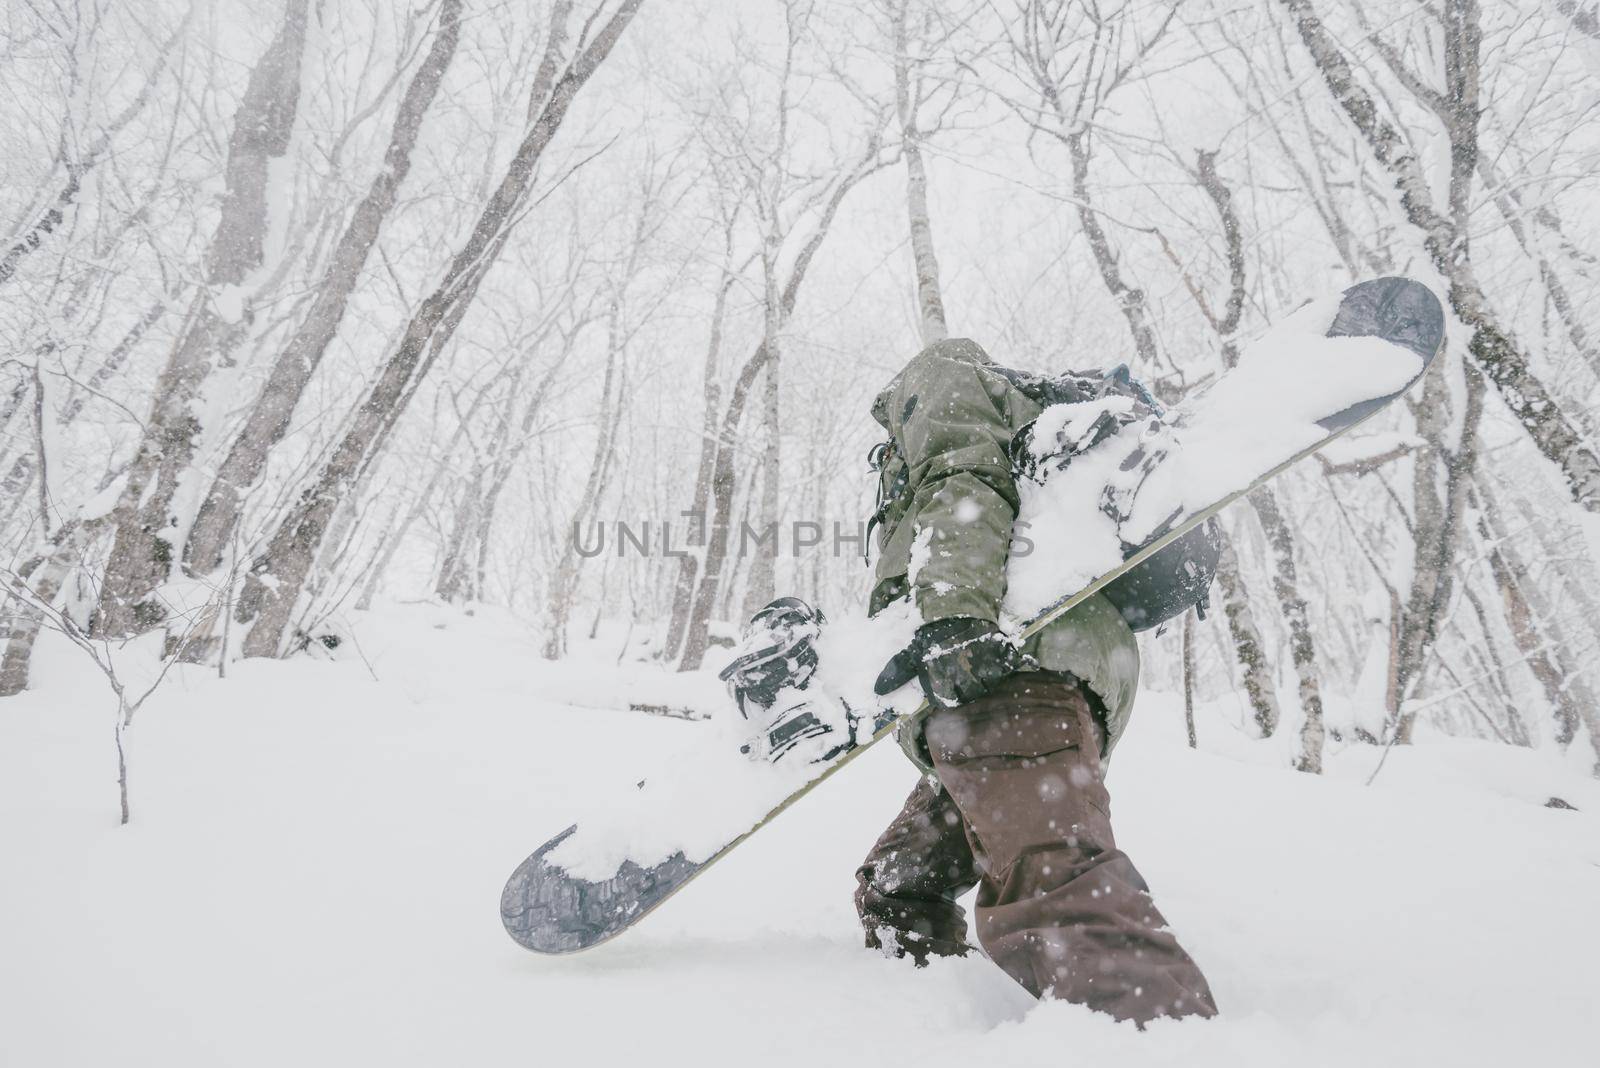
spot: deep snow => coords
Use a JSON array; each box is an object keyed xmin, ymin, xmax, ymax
[{"xmin": 2, "ymin": 603, "xmax": 1596, "ymax": 1067}]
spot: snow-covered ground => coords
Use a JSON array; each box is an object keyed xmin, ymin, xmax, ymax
[{"xmin": 2, "ymin": 604, "xmax": 1596, "ymax": 1067}]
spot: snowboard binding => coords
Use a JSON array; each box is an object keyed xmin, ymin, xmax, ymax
[
  {"xmin": 718, "ymin": 597, "xmax": 825, "ymax": 714},
  {"xmin": 718, "ymin": 597, "xmax": 859, "ymax": 764}
]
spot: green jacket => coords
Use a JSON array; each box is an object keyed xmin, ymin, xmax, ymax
[{"xmin": 868, "ymin": 337, "xmax": 1140, "ymax": 754}]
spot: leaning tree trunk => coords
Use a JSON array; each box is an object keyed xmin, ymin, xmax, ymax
[
  {"xmin": 182, "ymin": 0, "xmax": 464, "ymax": 579},
  {"xmin": 94, "ymin": 0, "xmax": 311, "ymax": 637},
  {"xmin": 234, "ymin": 0, "xmax": 645, "ymax": 658}
]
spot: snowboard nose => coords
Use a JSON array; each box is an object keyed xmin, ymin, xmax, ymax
[
  {"xmin": 1328, "ymin": 276, "xmax": 1446, "ymax": 364},
  {"xmin": 1315, "ymin": 277, "xmax": 1445, "ymax": 432}
]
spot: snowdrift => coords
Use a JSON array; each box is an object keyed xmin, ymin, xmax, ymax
[{"xmin": 1, "ymin": 603, "xmax": 1595, "ymax": 1067}]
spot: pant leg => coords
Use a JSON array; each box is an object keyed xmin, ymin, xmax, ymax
[
  {"xmin": 854, "ymin": 772, "xmax": 979, "ymax": 963},
  {"xmin": 924, "ymin": 671, "xmax": 1218, "ymax": 1025}
]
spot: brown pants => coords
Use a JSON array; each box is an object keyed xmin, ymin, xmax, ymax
[{"xmin": 855, "ymin": 671, "xmax": 1217, "ymax": 1025}]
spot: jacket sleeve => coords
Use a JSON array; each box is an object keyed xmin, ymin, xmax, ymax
[{"xmin": 888, "ymin": 349, "xmax": 1020, "ymax": 625}]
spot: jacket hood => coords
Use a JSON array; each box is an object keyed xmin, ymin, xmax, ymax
[{"xmin": 870, "ymin": 337, "xmax": 995, "ymax": 431}]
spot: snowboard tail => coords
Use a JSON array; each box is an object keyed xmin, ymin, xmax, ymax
[
  {"xmin": 503, "ymin": 825, "xmax": 701, "ymax": 954},
  {"xmin": 501, "ymin": 277, "xmax": 1445, "ymax": 956}
]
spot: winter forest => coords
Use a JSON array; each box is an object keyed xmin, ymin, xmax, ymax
[{"xmin": 3, "ymin": 0, "xmax": 1599, "ymax": 1064}]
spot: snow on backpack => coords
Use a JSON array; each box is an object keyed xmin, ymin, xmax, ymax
[{"xmin": 998, "ymin": 363, "xmax": 1220, "ymax": 634}]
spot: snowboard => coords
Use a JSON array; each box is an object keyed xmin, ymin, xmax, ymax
[{"xmin": 500, "ymin": 276, "xmax": 1446, "ymax": 955}]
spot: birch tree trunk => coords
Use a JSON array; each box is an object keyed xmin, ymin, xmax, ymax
[
  {"xmin": 435, "ymin": 470, "xmax": 486, "ymax": 604},
  {"xmin": 1061, "ymin": 124, "xmax": 1160, "ymax": 368},
  {"xmin": 735, "ymin": 5, "xmax": 807, "ymax": 623},
  {"xmin": 1249, "ymin": 488, "xmax": 1326, "ymax": 770},
  {"xmin": 737, "ymin": 358, "xmax": 780, "ymax": 619},
  {"xmin": 892, "ymin": 0, "xmax": 947, "ymax": 346},
  {"xmin": 1212, "ymin": 529, "xmax": 1281, "ymax": 738}
]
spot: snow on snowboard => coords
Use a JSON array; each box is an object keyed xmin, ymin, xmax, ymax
[{"xmin": 500, "ymin": 276, "xmax": 1445, "ymax": 955}]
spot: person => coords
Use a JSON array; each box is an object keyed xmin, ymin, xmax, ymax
[{"xmin": 854, "ymin": 336, "xmax": 1218, "ymax": 1026}]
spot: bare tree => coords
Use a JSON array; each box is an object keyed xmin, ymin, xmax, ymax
[
  {"xmin": 234, "ymin": 0, "xmax": 646, "ymax": 658},
  {"xmin": 991, "ymin": 0, "xmax": 1178, "ymax": 370},
  {"xmin": 3, "ymin": 534, "xmax": 222, "ymax": 820},
  {"xmin": 182, "ymin": 0, "xmax": 466, "ymax": 580},
  {"xmin": 94, "ymin": 0, "xmax": 313, "ymax": 637}
]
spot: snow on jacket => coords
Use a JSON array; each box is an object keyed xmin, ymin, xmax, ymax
[{"xmin": 867, "ymin": 337, "xmax": 1140, "ymax": 754}]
